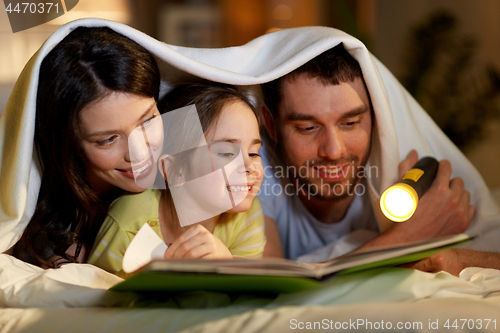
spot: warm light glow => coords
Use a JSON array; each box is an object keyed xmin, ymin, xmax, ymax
[
  {"xmin": 48, "ymin": 0, "xmax": 131, "ymax": 25},
  {"xmin": 48, "ymin": 11, "xmax": 130, "ymax": 25},
  {"xmin": 265, "ymin": 27, "xmax": 282, "ymax": 34},
  {"xmin": 380, "ymin": 184, "xmax": 418, "ymax": 222},
  {"xmin": 272, "ymin": 4, "xmax": 293, "ymax": 21}
]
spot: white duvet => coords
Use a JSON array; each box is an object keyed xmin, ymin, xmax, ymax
[{"xmin": 1, "ymin": 18, "xmax": 500, "ymax": 309}]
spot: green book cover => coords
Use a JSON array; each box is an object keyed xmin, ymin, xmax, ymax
[{"xmin": 111, "ymin": 234, "xmax": 472, "ymax": 294}]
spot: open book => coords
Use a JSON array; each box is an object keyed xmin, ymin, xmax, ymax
[{"xmin": 111, "ymin": 224, "xmax": 473, "ymax": 294}]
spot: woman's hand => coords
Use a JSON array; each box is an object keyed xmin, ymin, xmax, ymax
[{"xmin": 164, "ymin": 224, "xmax": 233, "ymax": 259}]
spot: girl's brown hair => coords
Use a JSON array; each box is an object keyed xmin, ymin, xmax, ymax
[{"xmin": 157, "ymin": 82, "xmax": 258, "ymax": 231}]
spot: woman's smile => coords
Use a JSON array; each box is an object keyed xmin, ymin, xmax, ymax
[
  {"xmin": 117, "ymin": 155, "xmax": 155, "ymax": 180},
  {"xmin": 78, "ymin": 92, "xmax": 163, "ymax": 194}
]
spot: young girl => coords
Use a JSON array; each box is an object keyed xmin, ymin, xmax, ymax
[{"xmin": 88, "ymin": 83, "xmax": 266, "ymax": 276}]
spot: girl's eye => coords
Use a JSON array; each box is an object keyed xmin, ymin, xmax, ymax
[
  {"xmin": 96, "ymin": 135, "xmax": 118, "ymax": 146},
  {"xmin": 249, "ymin": 153, "xmax": 261, "ymax": 158},
  {"xmin": 218, "ymin": 152, "xmax": 235, "ymax": 158}
]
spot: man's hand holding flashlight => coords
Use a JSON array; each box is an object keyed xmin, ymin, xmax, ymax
[
  {"xmin": 360, "ymin": 150, "xmax": 474, "ymax": 249},
  {"xmin": 391, "ymin": 150, "xmax": 475, "ymax": 242}
]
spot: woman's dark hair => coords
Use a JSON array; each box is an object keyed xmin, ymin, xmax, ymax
[
  {"xmin": 158, "ymin": 82, "xmax": 258, "ymax": 231},
  {"xmin": 14, "ymin": 26, "xmax": 160, "ymax": 267}
]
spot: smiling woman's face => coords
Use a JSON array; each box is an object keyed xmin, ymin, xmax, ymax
[{"xmin": 78, "ymin": 92, "xmax": 163, "ymax": 195}]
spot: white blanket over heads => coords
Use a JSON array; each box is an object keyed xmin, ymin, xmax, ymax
[{"xmin": 0, "ymin": 18, "xmax": 499, "ymax": 307}]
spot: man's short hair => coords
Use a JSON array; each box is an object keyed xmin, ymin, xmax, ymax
[{"xmin": 262, "ymin": 44, "xmax": 363, "ymax": 120}]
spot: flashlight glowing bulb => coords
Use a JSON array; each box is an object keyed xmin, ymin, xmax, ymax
[
  {"xmin": 380, "ymin": 157, "xmax": 439, "ymax": 222},
  {"xmin": 380, "ymin": 183, "xmax": 419, "ymax": 222}
]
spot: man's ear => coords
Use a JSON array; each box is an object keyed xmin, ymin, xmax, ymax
[{"xmin": 261, "ymin": 105, "xmax": 278, "ymax": 142}]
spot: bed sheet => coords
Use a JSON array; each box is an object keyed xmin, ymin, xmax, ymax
[
  {"xmin": 2, "ymin": 258, "xmax": 500, "ymax": 332},
  {"xmin": 3, "ymin": 298, "xmax": 500, "ymax": 333}
]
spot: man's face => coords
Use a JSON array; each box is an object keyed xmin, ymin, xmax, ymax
[{"xmin": 276, "ymin": 74, "xmax": 372, "ymax": 201}]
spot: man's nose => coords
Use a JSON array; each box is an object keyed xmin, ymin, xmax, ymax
[
  {"xmin": 126, "ymin": 128, "xmax": 151, "ymax": 163},
  {"xmin": 318, "ymin": 128, "xmax": 346, "ymax": 161}
]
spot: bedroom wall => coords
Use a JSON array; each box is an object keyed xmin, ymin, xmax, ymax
[
  {"xmin": 0, "ymin": 0, "xmax": 131, "ymax": 116},
  {"xmin": 372, "ymin": 0, "xmax": 500, "ymax": 190}
]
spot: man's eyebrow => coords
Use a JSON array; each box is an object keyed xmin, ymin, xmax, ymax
[
  {"xmin": 85, "ymin": 102, "xmax": 157, "ymax": 137},
  {"xmin": 285, "ymin": 113, "xmax": 318, "ymax": 122},
  {"xmin": 285, "ymin": 106, "xmax": 369, "ymax": 122},
  {"xmin": 340, "ymin": 106, "xmax": 369, "ymax": 119}
]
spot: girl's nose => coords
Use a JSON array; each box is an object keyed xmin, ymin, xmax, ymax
[{"xmin": 237, "ymin": 154, "xmax": 255, "ymax": 174}]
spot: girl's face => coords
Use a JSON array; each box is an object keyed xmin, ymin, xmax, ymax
[
  {"xmin": 78, "ymin": 92, "xmax": 163, "ymax": 195},
  {"xmin": 192, "ymin": 100, "xmax": 264, "ymax": 214}
]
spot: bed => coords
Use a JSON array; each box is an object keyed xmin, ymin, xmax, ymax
[{"xmin": 1, "ymin": 255, "xmax": 500, "ymax": 332}]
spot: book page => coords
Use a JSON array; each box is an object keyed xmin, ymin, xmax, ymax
[
  {"xmin": 122, "ymin": 231, "xmax": 471, "ymax": 279},
  {"xmin": 321, "ymin": 233, "xmax": 472, "ymax": 276},
  {"xmin": 122, "ymin": 223, "xmax": 168, "ymax": 273}
]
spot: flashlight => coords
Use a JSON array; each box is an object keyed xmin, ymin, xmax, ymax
[{"xmin": 380, "ymin": 156, "xmax": 439, "ymax": 222}]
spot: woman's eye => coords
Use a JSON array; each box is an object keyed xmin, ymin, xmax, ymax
[
  {"xmin": 142, "ymin": 115, "xmax": 156, "ymax": 126},
  {"xmin": 249, "ymin": 153, "xmax": 261, "ymax": 158},
  {"xmin": 96, "ymin": 135, "xmax": 118, "ymax": 146}
]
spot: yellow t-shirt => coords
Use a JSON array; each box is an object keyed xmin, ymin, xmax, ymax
[{"xmin": 88, "ymin": 189, "xmax": 266, "ymax": 276}]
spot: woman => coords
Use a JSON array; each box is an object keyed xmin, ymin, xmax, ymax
[{"xmin": 11, "ymin": 26, "xmax": 161, "ymax": 268}]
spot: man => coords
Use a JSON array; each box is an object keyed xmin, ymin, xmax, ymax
[{"xmin": 258, "ymin": 45, "xmax": 475, "ymax": 263}]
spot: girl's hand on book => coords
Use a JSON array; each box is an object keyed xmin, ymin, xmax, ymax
[{"xmin": 164, "ymin": 224, "xmax": 233, "ymax": 259}]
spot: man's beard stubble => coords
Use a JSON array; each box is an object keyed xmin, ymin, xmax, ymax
[{"xmin": 280, "ymin": 142, "xmax": 371, "ymax": 203}]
